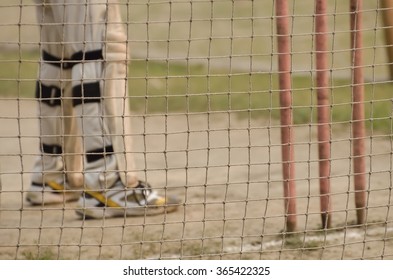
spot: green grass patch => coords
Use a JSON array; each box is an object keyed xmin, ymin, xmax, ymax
[
  {"xmin": 129, "ymin": 59, "xmax": 393, "ymax": 134},
  {"xmin": 0, "ymin": 50, "xmax": 38, "ymax": 98},
  {"xmin": 1, "ymin": 50, "xmax": 392, "ymax": 134},
  {"xmin": 22, "ymin": 248, "xmax": 56, "ymax": 260}
]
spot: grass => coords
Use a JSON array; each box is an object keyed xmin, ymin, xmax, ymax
[
  {"xmin": 1, "ymin": 50, "xmax": 392, "ymax": 134},
  {"xmin": 283, "ymin": 236, "xmax": 323, "ymax": 251},
  {"xmin": 0, "ymin": 51, "xmax": 38, "ymax": 98},
  {"xmin": 22, "ymin": 248, "xmax": 56, "ymax": 260}
]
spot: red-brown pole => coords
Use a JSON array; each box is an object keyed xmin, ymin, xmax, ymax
[
  {"xmin": 315, "ymin": 0, "xmax": 332, "ymax": 229},
  {"xmin": 350, "ymin": 0, "xmax": 367, "ymax": 225},
  {"xmin": 380, "ymin": 0, "xmax": 393, "ymax": 80},
  {"xmin": 275, "ymin": 0, "xmax": 297, "ymax": 233}
]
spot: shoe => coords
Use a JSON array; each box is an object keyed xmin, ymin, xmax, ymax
[
  {"xmin": 75, "ymin": 180, "xmax": 180, "ymax": 219},
  {"xmin": 26, "ymin": 181, "xmax": 80, "ymax": 205}
]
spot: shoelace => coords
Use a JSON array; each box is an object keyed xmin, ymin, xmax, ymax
[{"xmin": 132, "ymin": 181, "xmax": 153, "ymax": 206}]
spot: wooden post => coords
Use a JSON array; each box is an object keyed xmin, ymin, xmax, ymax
[
  {"xmin": 380, "ymin": 0, "xmax": 393, "ymax": 80},
  {"xmin": 275, "ymin": 0, "xmax": 297, "ymax": 233},
  {"xmin": 350, "ymin": 0, "xmax": 367, "ymax": 225},
  {"xmin": 315, "ymin": 0, "xmax": 332, "ymax": 229}
]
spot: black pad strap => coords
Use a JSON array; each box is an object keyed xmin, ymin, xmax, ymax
[
  {"xmin": 42, "ymin": 144, "xmax": 63, "ymax": 155},
  {"xmin": 36, "ymin": 82, "xmax": 62, "ymax": 107},
  {"xmin": 72, "ymin": 82, "xmax": 102, "ymax": 107},
  {"xmin": 86, "ymin": 145, "xmax": 114, "ymax": 163},
  {"xmin": 42, "ymin": 50, "xmax": 103, "ymax": 69}
]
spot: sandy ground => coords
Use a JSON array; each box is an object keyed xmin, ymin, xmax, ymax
[{"xmin": 0, "ymin": 100, "xmax": 392, "ymax": 260}]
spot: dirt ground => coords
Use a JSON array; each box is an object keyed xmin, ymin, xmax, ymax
[
  {"xmin": 1, "ymin": 0, "xmax": 393, "ymax": 261},
  {"xmin": 0, "ymin": 99, "xmax": 392, "ymax": 260}
]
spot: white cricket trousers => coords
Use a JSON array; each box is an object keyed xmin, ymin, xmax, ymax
[{"xmin": 31, "ymin": 0, "xmax": 138, "ymax": 190}]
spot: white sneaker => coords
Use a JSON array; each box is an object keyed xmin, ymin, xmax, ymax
[
  {"xmin": 75, "ymin": 180, "xmax": 180, "ymax": 219},
  {"xmin": 26, "ymin": 181, "xmax": 80, "ymax": 205}
]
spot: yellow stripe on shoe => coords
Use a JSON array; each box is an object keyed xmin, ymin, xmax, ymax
[
  {"xmin": 46, "ymin": 181, "xmax": 65, "ymax": 191},
  {"xmin": 83, "ymin": 188, "xmax": 168, "ymax": 208},
  {"xmin": 84, "ymin": 188, "xmax": 122, "ymax": 208},
  {"xmin": 152, "ymin": 197, "xmax": 167, "ymax": 207}
]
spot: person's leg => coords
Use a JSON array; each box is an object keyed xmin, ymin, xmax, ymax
[
  {"xmin": 31, "ymin": 0, "xmax": 179, "ymax": 217},
  {"xmin": 75, "ymin": 0, "xmax": 180, "ymax": 218},
  {"xmin": 26, "ymin": 2, "xmax": 80, "ymax": 205}
]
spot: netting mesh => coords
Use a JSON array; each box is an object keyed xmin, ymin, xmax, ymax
[{"xmin": 0, "ymin": 0, "xmax": 392, "ymax": 260}]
